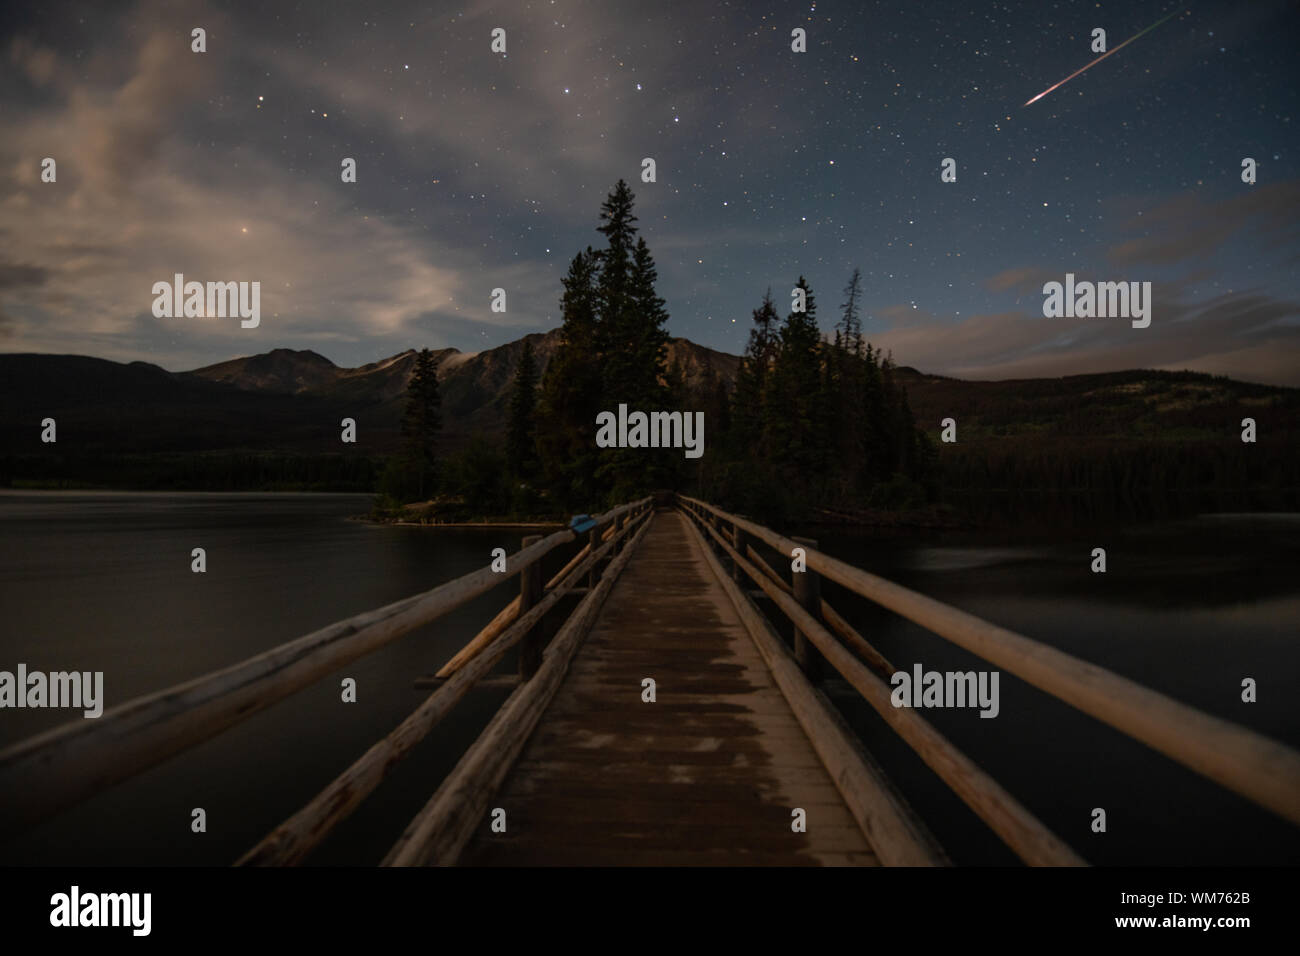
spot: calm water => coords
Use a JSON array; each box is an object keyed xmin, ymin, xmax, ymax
[
  {"xmin": 809, "ymin": 514, "xmax": 1300, "ymax": 865},
  {"xmin": 0, "ymin": 492, "xmax": 1296, "ymax": 865},
  {"xmin": 0, "ymin": 491, "xmax": 581, "ymax": 866}
]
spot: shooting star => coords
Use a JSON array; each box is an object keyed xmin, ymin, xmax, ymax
[{"xmin": 1023, "ymin": 9, "xmax": 1182, "ymax": 107}]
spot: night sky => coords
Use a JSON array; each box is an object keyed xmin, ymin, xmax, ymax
[{"xmin": 2, "ymin": 0, "xmax": 1297, "ymax": 383}]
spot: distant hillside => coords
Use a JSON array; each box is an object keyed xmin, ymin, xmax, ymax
[
  {"xmin": 183, "ymin": 331, "xmax": 741, "ymax": 447},
  {"xmin": 895, "ymin": 366, "xmax": 1300, "ymax": 442},
  {"xmin": 0, "ymin": 333, "xmax": 743, "ymax": 469},
  {"xmin": 2, "ymin": 323, "xmax": 1297, "ymax": 498}
]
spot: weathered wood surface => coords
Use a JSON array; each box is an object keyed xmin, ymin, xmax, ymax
[
  {"xmin": 237, "ymin": 517, "xmax": 642, "ymax": 866},
  {"xmin": 384, "ymin": 511, "xmax": 655, "ymax": 866},
  {"xmin": 691, "ymin": 509, "xmax": 1083, "ymax": 866},
  {"xmin": 680, "ymin": 495, "xmax": 1300, "ymax": 829},
  {"xmin": 0, "ymin": 526, "xmax": 576, "ymax": 836},
  {"xmin": 459, "ymin": 509, "xmax": 880, "ymax": 866}
]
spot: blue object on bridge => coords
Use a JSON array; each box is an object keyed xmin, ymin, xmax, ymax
[{"xmin": 569, "ymin": 514, "xmax": 597, "ymax": 534}]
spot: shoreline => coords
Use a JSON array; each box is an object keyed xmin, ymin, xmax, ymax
[{"xmin": 362, "ymin": 518, "xmax": 566, "ymax": 529}]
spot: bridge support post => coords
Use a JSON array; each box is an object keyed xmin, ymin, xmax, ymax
[
  {"xmin": 587, "ymin": 528, "xmax": 600, "ymax": 587},
  {"xmin": 731, "ymin": 524, "xmax": 746, "ymax": 585},
  {"xmin": 791, "ymin": 535, "xmax": 824, "ymax": 683},
  {"xmin": 518, "ymin": 534, "xmax": 544, "ymax": 680}
]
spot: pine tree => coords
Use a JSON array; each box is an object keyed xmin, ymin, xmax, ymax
[
  {"xmin": 628, "ymin": 236, "xmax": 671, "ymax": 404},
  {"xmin": 536, "ymin": 248, "xmax": 604, "ymax": 509},
  {"xmin": 506, "ymin": 339, "xmax": 538, "ymax": 478},
  {"xmin": 595, "ymin": 183, "xmax": 668, "ymax": 404},
  {"xmin": 731, "ymin": 289, "xmax": 779, "ymax": 454},
  {"xmin": 766, "ymin": 277, "xmax": 823, "ymax": 488},
  {"xmin": 837, "ymin": 268, "xmax": 864, "ymax": 358},
  {"xmin": 593, "ymin": 182, "xmax": 671, "ymax": 499},
  {"xmin": 400, "ymin": 348, "xmax": 442, "ymax": 500},
  {"xmin": 594, "ymin": 179, "xmax": 638, "ymax": 380},
  {"xmin": 537, "ymin": 182, "xmax": 674, "ymax": 505},
  {"xmin": 830, "ymin": 268, "xmax": 869, "ymax": 495}
]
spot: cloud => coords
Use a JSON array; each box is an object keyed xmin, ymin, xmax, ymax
[
  {"xmin": 985, "ymin": 266, "xmax": 1057, "ymax": 295},
  {"xmin": 871, "ymin": 289, "xmax": 1300, "ymax": 386},
  {"xmin": 0, "ymin": 2, "xmax": 563, "ymax": 369},
  {"xmin": 0, "ymin": 262, "xmax": 48, "ymax": 289},
  {"xmin": 1106, "ymin": 180, "xmax": 1300, "ymax": 268}
]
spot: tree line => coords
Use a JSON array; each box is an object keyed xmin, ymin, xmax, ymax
[
  {"xmin": 376, "ymin": 180, "xmax": 1299, "ymax": 527},
  {"xmin": 378, "ymin": 180, "xmax": 933, "ymax": 524}
]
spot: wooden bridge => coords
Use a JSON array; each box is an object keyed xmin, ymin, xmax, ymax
[{"xmin": 3, "ymin": 496, "xmax": 1299, "ymax": 865}]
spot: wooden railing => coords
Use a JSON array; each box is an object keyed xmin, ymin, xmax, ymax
[
  {"xmin": 0, "ymin": 497, "xmax": 654, "ymax": 863},
  {"xmin": 677, "ymin": 494, "xmax": 1300, "ymax": 866},
  {"xmin": 8, "ymin": 491, "xmax": 1290, "ymax": 867}
]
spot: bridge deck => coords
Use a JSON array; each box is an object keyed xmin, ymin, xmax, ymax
[{"xmin": 460, "ymin": 509, "xmax": 878, "ymax": 866}]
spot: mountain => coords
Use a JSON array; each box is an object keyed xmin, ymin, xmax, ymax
[
  {"xmin": 2, "ymin": 333, "xmax": 1295, "ymax": 480},
  {"xmin": 182, "ymin": 330, "xmax": 741, "ymax": 444},
  {"xmin": 188, "ymin": 348, "xmax": 342, "ymax": 394},
  {"xmin": 0, "ymin": 333, "xmax": 744, "ymax": 466},
  {"xmin": 892, "ymin": 366, "xmax": 1300, "ymax": 443}
]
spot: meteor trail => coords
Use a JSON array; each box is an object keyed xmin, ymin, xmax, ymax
[{"xmin": 1023, "ymin": 9, "xmax": 1182, "ymax": 107}]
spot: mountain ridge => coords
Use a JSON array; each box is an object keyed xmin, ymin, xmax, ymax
[{"xmin": 1, "ymin": 333, "xmax": 1295, "ymax": 464}]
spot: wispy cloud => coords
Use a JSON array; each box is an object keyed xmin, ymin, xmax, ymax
[
  {"xmin": 872, "ymin": 289, "xmax": 1300, "ymax": 386},
  {"xmin": 0, "ymin": 2, "xmax": 571, "ymax": 368}
]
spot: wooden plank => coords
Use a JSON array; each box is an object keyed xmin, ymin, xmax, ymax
[
  {"xmin": 434, "ymin": 543, "xmax": 592, "ymax": 679},
  {"xmin": 683, "ymin": 495, "xmax": 1300, "ymax": 828},
  {"xmin": 382, "ymin": 509, "xmax": 655, "ymax": 866},
  {"xmin": 691, "ymin": 505, "xmax": 1087, "ymax": 866},
  {"xmin": 791, "ymin": 535, "xmax": 823, "ymax": 682},
  {"xmin": 459, "ymin": 510, "xmax": 881, "ymax": 867},
  {"xmin": 0, "ymin": 524, "xmax": 579, "ymax": 836},
  {"xmin": 413, "ymin": 674, "xmax": 519, "ymax": 690},
  {"xmin": 237, "ymin": 524, "xmax": 628, "ymax": 866},
  {"xmin": 517, "ymin": 535, "xmax": 545, "ymax": 679},
  {"xmin": 463, "ymin": 846, "xmax": 876, "ymax": 867},
  {"xmin": 746, "ymin": 543, "xmax": 894, "ymax": 679},
  {"xmin": 680, "ymin": 512, "xmax": 947, "ymax": 866}
]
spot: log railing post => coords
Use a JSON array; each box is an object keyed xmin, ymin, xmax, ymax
[
  {"xmin": 731, "ymin": 522, "xmax": 746, "ymax": 585},
  {"xmin": 587, "ymin": 528, "xmax": 601, "ymax": 587},
  {"xmin": 792, "ymin": 535, "xmax": 823, "ymax": 683},
  {"xmin": 517, "ymin": 534, "xmax": 544, "ymax": 680}
]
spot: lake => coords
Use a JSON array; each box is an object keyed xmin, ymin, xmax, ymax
[{"xmin": 0, "ymin": 492, "xmax": 1295, "ymax": 864}]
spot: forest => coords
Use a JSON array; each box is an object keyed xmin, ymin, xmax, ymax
[
  {"xmin": 377, "ymin": 179, "xmax": 934, "ymax": 525},
  {"xmin": 378, "ymin": 179, "xmax": 1299, "ymax": 529},
  {"xmin": 8, "ymin": 181, "xmax": 1291, "ymax": 529}
]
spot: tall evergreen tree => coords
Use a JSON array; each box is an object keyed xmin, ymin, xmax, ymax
[
  {"xmin": 536, "ymin": 248, "xmax": 603, "ymax": 508},
  {"xmin": 837, "ymin": 268, "xmax": 864, "ymax": 358},
  {"xmin": 536, "ymin": 181, "xmax": 674, "ymax": 504},
  {"xmin": 731, "ymin": 289, "xmax": 780, "ymax": 455},
  {"xmin": 594, "ymin": 179, "xmax": 638, "ymax": 378},
  {"xmin": 506, "ymin": 339, "xmax": 539, "ymax": 478},
  {"xmin": 628, "ymin": 235, "xmax": 671, "ymax": 402},
  {"xmin": 766, "ymin": 277, "xmax": 823, "ymax": 486},
  {"xmin": 400, "ymin": 348, "xmax": 442, "ymax": 500},
  {"xmin": 592, "ymin": 182, "xmax": 671, "ymax": 499},
  {"xmin": 830, "ymin": 268, "xmax": 869, "ymax": 493}
]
